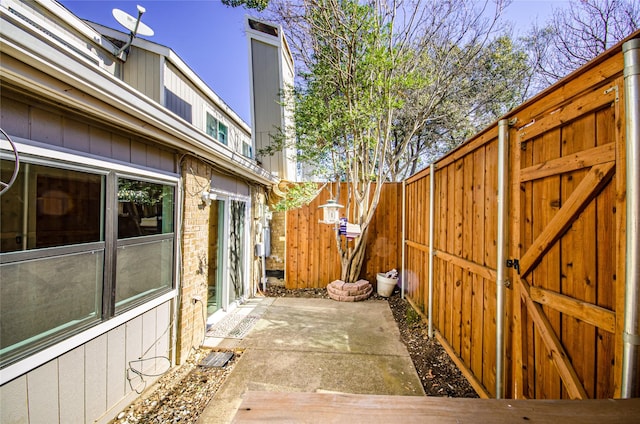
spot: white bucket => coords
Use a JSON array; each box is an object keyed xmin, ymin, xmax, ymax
[{"xmin": 376, "ymin": 273, "xmax": 397, "ymax": 297}]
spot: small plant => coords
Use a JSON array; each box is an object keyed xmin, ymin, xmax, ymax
[{"xmin": 405, "ymin": 306, "xmax": 421, "ymax": 326}]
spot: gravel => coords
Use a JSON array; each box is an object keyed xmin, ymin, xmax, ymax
[{"xmin": 109, "ymin": 285, "xmax": 476, "ymax": 424}]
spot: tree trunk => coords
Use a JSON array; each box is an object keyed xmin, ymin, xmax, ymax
[{"xmin": 339, "ymin": 228, "xmax": 369, "ymax": 284}]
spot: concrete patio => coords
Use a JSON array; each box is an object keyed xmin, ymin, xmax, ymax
[{"xmin": 198, "ymin": 297, "xmax": 424, "ymax": 423}]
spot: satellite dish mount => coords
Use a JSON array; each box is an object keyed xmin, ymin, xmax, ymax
[{"xmin": 112, "ymin": 5, "xmax": 154, "ymax": 60}]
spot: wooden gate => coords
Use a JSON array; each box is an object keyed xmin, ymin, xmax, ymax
[
  {"xmin": 510, "ymin": 76, "xmax": 624, "ymax": 399},
  {"xmin": 402, "ymin": 33, "xmax": 638, "ymax": 399}
]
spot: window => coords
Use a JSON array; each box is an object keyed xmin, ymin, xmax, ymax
[
  {"xmin": 205, "ymin": 111, "xmax": 228, "ymax": 145},
  {"xmin": 115, "ymin": 178, "xmax": 174, "ymax": 312},
  {"xmin": 218, "ymin": 123, "xmax": 228, "ymax": 145},
  {"xmin": 242, "ymin": 141, "xmax": 253, "ymax": 158},
  {"xmin": 0, "ymin": 161, "xmax": 105, "ymax": 366},
  {"xmin": 0, "ymin": 156, "xmax": 176, "ymax": 368}
]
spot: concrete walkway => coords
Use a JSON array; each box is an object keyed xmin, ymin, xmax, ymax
[{"xmin": 198, "ymin": 297, "xmax": 424, "ymax": 423}]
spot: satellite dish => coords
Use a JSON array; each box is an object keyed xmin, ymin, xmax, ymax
[
  {"xmin": 112, "ymin": 5, "xmax": 154, "ymax": 59},
  {"xmin": 112, "ymin": 5, "xmax": 154, "ymax": 37}
]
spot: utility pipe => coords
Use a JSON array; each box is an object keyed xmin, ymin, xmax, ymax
[
  {"xmin": 402, "ymin": 180, "xmax": 406, "ymax": 299},
  {"xmin": 428, "ymin": 163, "xmax": 435, "ymax": 339},
  {"xmin": 495, "ymin": 119, "xmax": 510, "ymax": 399},
  {"xmin": 621, "ymin": 38, "xmax": 640, "ymax": 398}
]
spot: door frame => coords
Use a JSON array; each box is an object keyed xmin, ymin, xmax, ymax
[{"xmin": 206, "ymin": 189, "xmax": 251, "ymax": 324}]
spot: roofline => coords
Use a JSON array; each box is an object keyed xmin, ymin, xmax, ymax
[
  {"xmin": 85, "ymin": 21, "xmax": 252, "ymax": 135},
  {"xmin": 0, "ymin": 1, "xmax": 276, "ymax": 186}
]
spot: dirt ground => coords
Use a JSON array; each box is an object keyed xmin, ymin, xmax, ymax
[{"xmin": 109, "ymin": 286, "xmax": 476, "ymax": 424}]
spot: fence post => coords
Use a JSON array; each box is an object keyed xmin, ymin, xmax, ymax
[
  {"xmin": 402, "ymin": 180, "xmax": 406, "ymax": 299},
  {"xmin": 622, "ymin": 37, "xmax": 640, "ymax": 398},
  {"xmin": 496, "ymin": 119, "xmax": 510, "ymax": 399},
  {"xmin": 428, "ymin": 163, "xmax": 435, "ymax": 339}
]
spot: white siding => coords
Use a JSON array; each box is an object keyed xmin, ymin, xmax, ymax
[
  {"xmin": 27, "ymin": 360, "xmax": 59, "ymax": 424},
  {"xmin": 0, "ymin": 376, "xmax": 28, "ymax": 424},
  {"xmin": 163, "ymin": 62, "xmax": 250, "ymax": 157},
  {"xmin": 106, "ymin": 326, "xmax": 126, "ymax": 408},
  {"xmin": 125, "ymin": 317, "xmax": 144, "ymax": 394},
  {"xmin": 142, "ymin": 309, "xmax": 158, "ymax": 375},
  {"xmin": 58, "ymin": 347, "xmax": 85, "ymax": 423},
  {"xmin": 85, "ymin": 335, "xmax": 108, "ymax": 422},
  {"xmin": 0, "ymin": 302, "xmax": 173, "ymax": 424},
  {"xmin": 155, "ymin": 302, "xmax": 171, "ymax": 373}
]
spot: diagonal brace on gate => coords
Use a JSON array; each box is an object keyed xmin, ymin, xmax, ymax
[
  {"xmin": 519, "ymin": 161, "xmax": 616, "ymax": 278},
  {"xmin": 519, "ymin": 276, "xmax": 589, "ymax": 399}
]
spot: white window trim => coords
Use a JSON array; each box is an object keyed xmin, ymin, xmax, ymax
[
  {"xmin": 203, "ymin": 106, "xmax": 229, "ymax": 145},
  {"xmin": 0, "ymin": 290, "xmax": 177, "ymax": 384},
  {"xmin": 0, "ymin": 138, "xmax": 181, "ymax": 384}
]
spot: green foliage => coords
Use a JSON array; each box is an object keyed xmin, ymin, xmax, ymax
[
  {"xmin": 221, "ymin": 0, "xmax": 269, "ymax": 11},
  {"xmin": 118, "ymin": 180, "xmax": 166, "ymax": 205},
  {"xmin": 272, "ymin": 182, "xmax": 320, "ymax": 212},
  {"xmin": 291, "ymin": 1, "xmax": 419, "ymax": 182},
  {"xmin": 405, "ymin": 306, "xmax": 421, "ymax": 326},
  {"xmin": 263, "ymin": 0, "xmax": 534, "ymax": 281}
]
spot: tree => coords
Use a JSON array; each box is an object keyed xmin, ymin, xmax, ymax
[
  {"xmin": 533, "ymin": 0, "xmax": 639, "ymax": 85},
  {"xmin": 221, "ymin": 0, "xmax": 269, "ymax": 11},
  {"xmin": 389, "ymin": 34, "xmax": 531, "ymax": 179},
  {"xmin": 264, "ymin": 0, "xmax": 521, "ymax": 284}
]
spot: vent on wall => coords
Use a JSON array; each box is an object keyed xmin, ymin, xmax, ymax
[{"xmin": 248, "ymin": 18, "xmax": 278, "ymax": 37}]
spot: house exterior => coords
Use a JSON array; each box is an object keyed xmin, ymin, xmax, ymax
[
  {"xmin": 0, "ymin": 1, "xmax": 281, "ymax": 422},
  {"xmin": 246, "ymin": 16, "xmax": 297, "ymax": 183}
]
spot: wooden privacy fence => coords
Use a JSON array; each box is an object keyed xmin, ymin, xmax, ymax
[
  {"xmin": 403, "ymin": 33, "xmax": 640, "ymax": 400},
  {"xmin": 285, "ymin": 182, "xmax": 402, "ymax": 288}
]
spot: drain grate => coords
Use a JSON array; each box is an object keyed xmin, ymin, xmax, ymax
[
  {"xmin": 206, "ymin": 314, "xmax": 261, "ymax": 339},
  {"xmin": 199, "ymin": 351, "xmax": 234, "ymax": 368}
]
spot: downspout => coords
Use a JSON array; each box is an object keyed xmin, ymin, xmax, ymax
[
  {"xmin": 496, "ymin": 119, "xmax": 510, "ymax": 399},
  {"xmin": 621, "ymin": 38, "xmax": 640, "ymax": 398},
  {"xmin": 428, "ymin": 163, "xmax": 435, "ymax": 339},
  {"xmin": 402, "ymin": 180, "xmax": 406, "ymax": 299}
]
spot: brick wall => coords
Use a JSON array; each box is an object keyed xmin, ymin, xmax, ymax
[
  {"xmin": 176, "ymin": 158, "xmax": 268, "ymax": 363},
  {"xmin": 266, "ymin": 210, "xmax": 285, "ymax": 272},
  {"xmin": 176, "ymin": 158, "xmax": 212, "ymax": 364}
]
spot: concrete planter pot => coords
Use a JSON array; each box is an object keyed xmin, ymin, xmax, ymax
[{"xmin": 376, "ymin": 273, "xmax": 397, "ymax": 297}]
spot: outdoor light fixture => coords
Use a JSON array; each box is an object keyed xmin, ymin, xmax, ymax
[
  {"xmin": 318, "ymin": 199, "xmax": 343, "ymax": 224},
  {"xmin": 201, "ymin": 189, "xmax": 217, "ymax": 206}
]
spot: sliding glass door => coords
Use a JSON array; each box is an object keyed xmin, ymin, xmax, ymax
[
  {"xmin": 206, "ymin": 195, "xmax": 249, "ymax": 320},
  {"xmin": 228, "ymin": 200, "xmax": 246, "ymax": 305},
  {"xmin": 207, "ymin": 199, "xmax": 225, "ymax": 316}
]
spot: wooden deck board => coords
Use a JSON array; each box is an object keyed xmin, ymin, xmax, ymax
[{"xmin": 232, "ymin": 391, "xmax": 640, "ymax": 423}]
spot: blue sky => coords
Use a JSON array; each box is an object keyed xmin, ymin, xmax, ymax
[{"xmin": 58, "ymin": 0, "xmax": 566, "ymax": 125}]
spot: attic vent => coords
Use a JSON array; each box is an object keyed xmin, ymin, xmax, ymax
[{"xmin": 248, "ymin": 19, "xmax": 278, "ymax": 37}]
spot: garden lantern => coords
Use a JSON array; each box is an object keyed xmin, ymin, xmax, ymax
[{"xmin": 318, "ymin": 199, "xmax": 343, "ymax": 224}]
